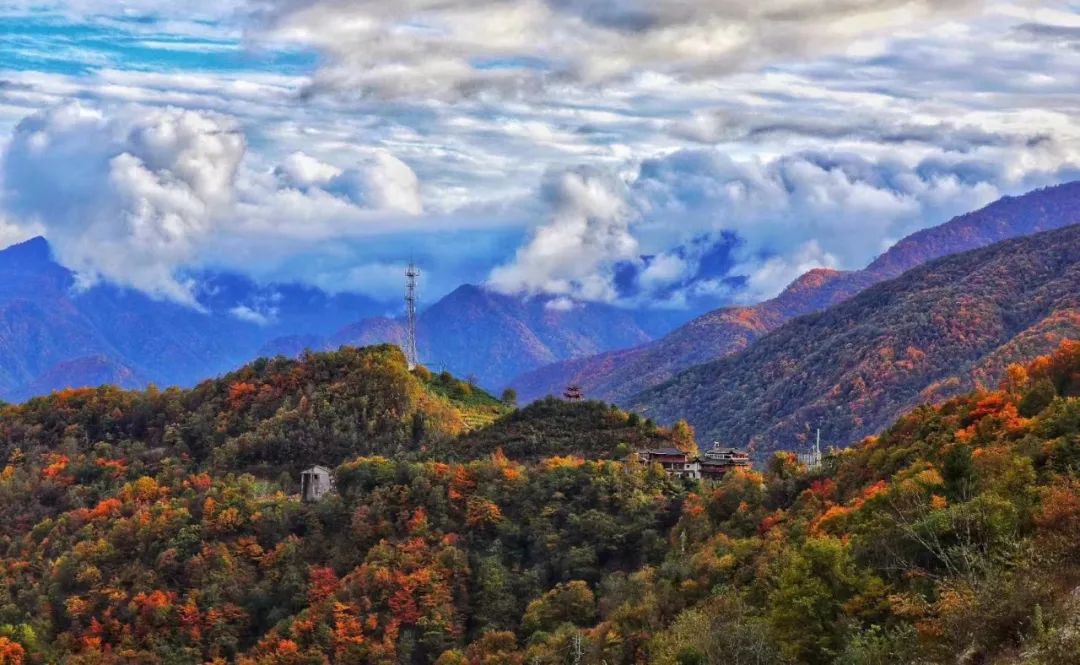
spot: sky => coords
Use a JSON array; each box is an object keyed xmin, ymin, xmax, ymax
[{"xmin": 0, "ymin": 0, "xmax": 1079, "ymax": 312}]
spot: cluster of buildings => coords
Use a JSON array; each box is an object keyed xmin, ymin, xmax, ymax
[
  {"xmin": 301, "ymin": 442, "xmax": 753, "ymax": 504},
  {"xmin": 637, "ymin": 443, "xmax": 752, "ymax": 480},
  {"xmin": 303, "ymin": 436, "xmax": 801, "ymax": 500}
]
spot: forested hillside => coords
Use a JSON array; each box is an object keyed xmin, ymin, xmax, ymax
[
  {"xmin": 0, "ymin": 345, "xmax": 507, "ymax": 477},
  {"xmin": 513, "ymin": 181, "xmax": 1080, "ymax": 404},
  {"xmin": 448, "ymin": 397, "xmax": 684, "ymax": 461},
  {"xmin": 632, "ymin": 223, "xmax": 1080, "ymax": 454},
  {"xmin": 1, "ymin": 338, "xmax": 1080, "ymax": 663}
]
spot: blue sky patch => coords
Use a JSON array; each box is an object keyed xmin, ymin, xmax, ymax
[{"xmin": 0, "ymin": 12, "xmax": 316, "ymax": 76}]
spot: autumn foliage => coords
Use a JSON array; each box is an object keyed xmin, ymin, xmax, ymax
[{"xmin": 0, "ymin": 342, "xmax": 1079, "ymax": 663}]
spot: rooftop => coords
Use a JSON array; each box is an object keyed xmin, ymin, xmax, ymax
[{"xmin": 646, "ymin": 448, "xmax": 688, "ymax": 456}]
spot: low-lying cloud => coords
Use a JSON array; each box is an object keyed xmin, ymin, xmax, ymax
[
  {"xmin": 4, "ymin": 103, "xmax": 245, "ymax": 304},
  {"xmin": 488, "ymin": 167, "xmax": 635, "ymax": 301},
  {"xmin": 1, "ymin": 102, "xmax": 425, "ymax": 305},
  {"xmin": 490, "ymin": 138, "xmax": 1080, "ymax": 305}
]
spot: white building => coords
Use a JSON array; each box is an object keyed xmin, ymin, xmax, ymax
[
  {"xmin": 300, "ymin": 465, "xmax": 335, "ymax": 502},
  {"xmin": 797, "ymin": 430, "xmax": 824, "ymax": 469}
]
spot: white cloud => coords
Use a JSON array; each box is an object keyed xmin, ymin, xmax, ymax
[
  {"xmin": 544, "ymin": 296, "xmax": 578, "ymax": 312},
  {"xmin": 488, "ymin": 167, "xmax": 636, "ymax": 301},
  {"xmin": 252, "ymin": 0, "xmax": 981, "ymax": 100},
  {"xmin": 0, "ymin": 102, "xmax": 427, "ymax": 304},
  {"xmin": 229, "ymin": 303, "xmax": 276, "ymax": 325},
  {"xmin": 314, "ymin": 260, "xmax": 408, "ymax": 299},
  {"xmin": 0, "ymin": 0, "xmax": 244, "ymax": 22},
  {"xmin": 488, "ymin": 137, "xmax": 1080, "ymax": 305},
  {"xmin": 637, "ymin": 251, "xmax": 692, "ymax": 292},
  {"xmin": 626, "ymin": 145, "xmax": 1080, "ymax": 301},
  {"xmin": 739, "ymin": 240, "xmax": 839, "ymax": 302},
  {"xmin": 274, "ymin": 149, "xmax": 423, "ymax": 214},
  {"xmin": 325, "ymin": 150, "xmax": 423, "ymax": 215},
  {"xmin": 3, "ymin": 102, "xmax": 244, "ymax": 304},
  {"xmin": 275, "ymin": 151, "xmax": 341, "ymax": 187},
  {"xmin": 0, "ymin": 213, "xmax": 37, "ymax": 249}
]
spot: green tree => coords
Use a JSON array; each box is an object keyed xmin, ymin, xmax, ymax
[
  {"xmin": 522, "ymin": 581, "xmax": 597, "ymax": 636},
  {"xmin": 471, "ymin": 556, "xmax": 518, "ymax": 634},
  {"xmin": 767, "ymin": 538, "xmax": 885, "ymax": 664},
  {"xmin": 671, "ymin": 420, "xmax": 699, "ymax": 457},
  {"xmin": 1020, "ymin": 378, "xmax": 1057, "ymax": 417},
  {"xmin": 500, "ymin": 388, "xmax": 518, "ymax": 407}
]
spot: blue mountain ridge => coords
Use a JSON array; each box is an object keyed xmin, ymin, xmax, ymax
[
  {"xmin": 0, "ymin": 239, "xmax": 389, "ymax": 401},
  {"xmin": 0, "ymin": 239, "xmax": 692, "ymax": 400}
]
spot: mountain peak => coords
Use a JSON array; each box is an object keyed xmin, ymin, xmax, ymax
[
  {"xmin": 0, "ymin": 236, "xmax": 53, "ymax": 268},
  {"xmin": 445, "ymin": 283, "xmax": 490, "ymax": 300},
  {"xmin": 778, "ymin": 268, "xmax": 846, "ymax": 296}
]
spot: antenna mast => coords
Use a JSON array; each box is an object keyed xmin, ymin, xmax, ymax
[{"xmin": 405, "ymin": 262, "xmax": 420, "ymax": 370}]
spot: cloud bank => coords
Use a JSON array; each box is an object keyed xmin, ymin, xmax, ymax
[
  {"xmin": 1, "ymin": 2, "xmax": 1079, "ymax": 311},
  {"xmin": 253, "ymin": 0, "xmax": 980, "ymax": 100},
  {"xmin": 490, "ymin": 139, "xmax": 1080, "ymax": 305},
  {"xmin": 1, "ymin": 102, "xmax": 425, "ymax": 304},
  {"xmin": 4, "ymin": 103, "xmax": 244, "ymax": 303}
]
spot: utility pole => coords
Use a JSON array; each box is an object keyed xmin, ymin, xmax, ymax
[{"xmin": 405, "ymin": 262, "xmax": 419, "ymax": 370}]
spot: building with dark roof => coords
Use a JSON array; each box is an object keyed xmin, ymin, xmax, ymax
[{"xmin": 638, "ymin": 443, "xmax": 751, "ymax": 481}]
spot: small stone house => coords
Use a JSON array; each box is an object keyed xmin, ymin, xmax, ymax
[{"xmin": 300, "ymin": 465, "xmax": 335, "ymax": 502}]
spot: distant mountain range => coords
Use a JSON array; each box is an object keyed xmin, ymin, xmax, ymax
[
  {"xmin": 263, "ymin": 284, "xmax": 686, "ymax": 390},
  {"xmin": 0, "ymin": 237, "xmax": 390, "ymax": 401},
  {"xmin": 630, "ymin": 221, "xmax": 1080, "ymax": 454},
  {"xmin": 4, "ymin": 181, "xmax": 1079, "ymax": 404},
  {"xmin": 511, "ymin": 181, "xmax": 1080, "ymax": 403},
  {"xmin": 0, "ymin": 238, "xmax": 686, "ymax": 401}
]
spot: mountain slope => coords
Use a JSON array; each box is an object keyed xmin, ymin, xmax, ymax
[
  {"xmin": 447, "ymin": 397, "xmax": 681, "ymax": 461},
  {"xmin": 512, "ymin": 268, "xmax": 876, "ymax": 403},
  {"xmin": 630, "ymin": 222, "xmax": 1080, "ymax": 454},
  {"xmin": 512, "ymin": 181, "xmax": 1080, "ymax": 403},
  {"xmin": 416, "ymin": 285, "xmax": 676, "ymax": 388},
  {"xmin": 2, "ymin": 340, "xmax": 1080, "ymax": 662},
  {"xmin": 3, "ymin": 344, "xmax": 506, "ymax": 471}
]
